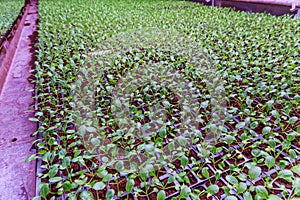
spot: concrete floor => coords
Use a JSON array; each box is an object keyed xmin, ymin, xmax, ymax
[{"xmin": 0, "ymin": 0, "xmax": 38, "ymax": 199}]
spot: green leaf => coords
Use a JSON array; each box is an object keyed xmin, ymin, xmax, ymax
[
  {"xmin": 289, "ymin": 149, "xmax": 297, "ymax": 159},
  {"xmin": 278, "ymin": 160, "xmax": 288, "ymax": 169},
  {"xmin": 116, "ymin": 161, "xmax": 124, "ymax": 172},
  {"xmin": 168, "ymin": 142, "xmax": 175, "ymax": 152},
  {"xmin": 238, "ymin": 173, "xmax": 248, "ymax": 181},
  {"xmin": 267, "ymin": 140, "xmax": 276, "ymax": 148},
  {"xmin": 25, "ymin": 154, "xmax": 38, "ymax": 162},
  {"xmin": 48, "ymin": 165, "xmax": 58, "ymax": 178},
  {"xmin": 251, "ymin": 149, "xmax": 261, "ymax": 157},
  {"xmin": 159, "ymin": 127, "xmax": 167, "ymax": 138},
  {"xmin": 243, "ymin": 191, "xmax": 253, "ymax": 200},
  {"xmin": 236, "ymin": 182, "xmax": 247, "ymax": 194},
  {"xmin": 226, "ymin": 175, "xmax": 238, "ymax": 185},
  {"xmin": 48, "ymin": 137, "xmax": 55, "ymax": 146},
  {"xmin": 222, "ymin": 135, "xmax": 235, "ymax": 145},
  {"xmin": 157, "ymin": 190, "xmax": 166, "ymax": 200},
  {"xmin": 223, "ymin": 185, "xmax": 230, "ymax": 196},
  {"xmin": 293, "ymin": 178, "xmax": 300, "ymax": 195},
  {"xmin": 190, "ymin": 193, "xmax": 200, "ymax": 200},
  {"xmin": 202, "ymin": 167, "xmax": 210, "ymax": 179},
  {"xmin": 93, "ymin": 182, "xmax": 106, "ymax": 190},
  {"xmin": 249, "ymin": 166, "xmax": 261, "ymax": 181},
  {"xmin": 288, "ymin": 116, "xmax": 298, "ymax": 124},
  {"xmin": 180, "ymin": 185, "xmax": 191, "ymax": 199},
  {"xmin": 278, "ymin": 170, "xmax": 293, "ymax": 182},
  {"xmin": 262, "ymin": 127, "xmax": 271, "ymax": 135},
  {"xmin": 62, "ymin": 181, "xmax": 73, "ymax": 191},
  {"xmin": 250, "ymin": 122, "xmax": 258, "ymax": 129},
  {"xmin": 177, "ymin": 136, "xmax": 187, "ymax": 147},
  {"xmin": 167, "ymin": 175, "xmax": 175, "ymax": 184},
  {"xmin": 97, "ymin": 169, "xmax": 108, "ymax": 178},
  {"xmin": 140, "ymin": 169, "xmax": 148, "ymax": 181},
  {"xmin": 105, "ymin": 189, "xmax": 115, "ymax": 200},
  {"xmin": 255, "ymin": 186, "xmax": 268, "ymax": 199},
  {"xmin": 91, "ymin": 138, "xmax": 100, "ymax": 146},
  {"xmin": 39, "ymin": 183, "xmax": 50, "ymax": 199},
  {"xmin": 86, "ymin": 126, "xmax": 97, "ymax": 132},
  {"xmin": 207, "ymin": 184, "xmax": 219, "ymax": 195},
  {"xmin": 49, "ymin": 176, "xmax": 63, "ymax": 183},
  {"xmin": 125, "ymin": 179, "xmax": 134, "ymax": 193},
  {"xmin": 103, "ymin": 173, "xmax": 112, "ymax": 182},
  {"xmin": 29, "ymin": 117, "xmax": 39, "ymax": 122},
  {"xmin": 80, "ymin": 191, "xmax": 94, "ymax": 200},
  {"xmin": 225, "ymin": 196, "xmax": 238, "ymax": 200},
  {"xmin": 180, "ymin": 155, "xmax": 188, "ymax": 167},
  {"xmin": 265, "ymin": 156, "xmax": 275, "ymax": 169},
  {"xmin": 236, "ymin": 122, "xmax": 245, "ymax": 129},
  {"xmin": 292, "ymin": 165, "xmax": 300, "ymax": 176},
  {"xmin": 68, "ymin": 192, "xmax": 77, "ymax": 200}
]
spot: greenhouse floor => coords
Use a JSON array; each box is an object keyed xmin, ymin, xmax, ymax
[{"xmin": 0, "ymin": 0, "xmax": 38, "ymax": 199}]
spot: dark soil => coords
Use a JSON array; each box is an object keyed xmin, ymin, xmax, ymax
[
  {"xmin": 186, "ymin": 171, "xmax": 198, "ymax": 186},
  {"xmin": 109, "ymin": 177, "xmax": 127, "ymax": 193},
  {"xmin": 253, "ymin": 179, "xmax": 264, "ymax": 186},
  {"xmin": 242, "ymin": 147, "xmax": 253, "ymax": 159},
  {"xmin": 275, "ymin": 178, "xmax": 292, "ymax": 189},
  {"xmin": 227, "ymin": 156, "xmax": 245, "ymax": 166}
]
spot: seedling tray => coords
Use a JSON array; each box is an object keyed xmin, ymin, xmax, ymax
[{"xmin": 29, "ymin": 0, "xmax": 300, "ymax": 199}]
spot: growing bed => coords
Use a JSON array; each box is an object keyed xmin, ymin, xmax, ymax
[
  {"xmin": 28, "ymin": 0, "xmax": 300, "ymax": 199},
  {"xmin": 0, "ymin": 0, "xmax": 24, "ymax": 40}
]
